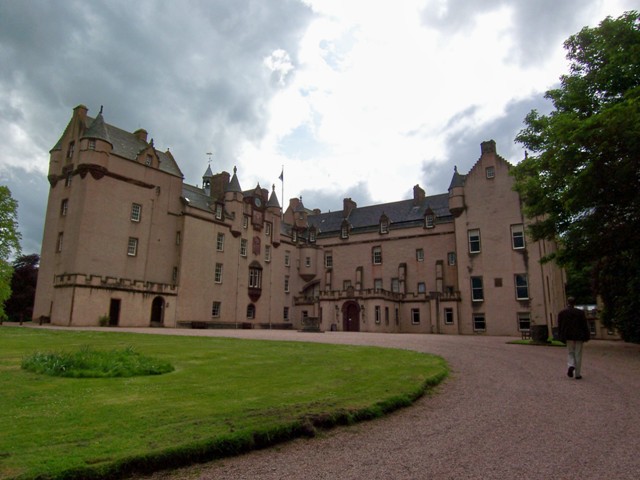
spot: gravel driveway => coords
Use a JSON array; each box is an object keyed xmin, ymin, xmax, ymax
[{"xmin": 47, "ymin": 327, "xmax": 640, "ymax": 480}]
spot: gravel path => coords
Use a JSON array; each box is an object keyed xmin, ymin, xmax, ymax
[{"xmin": 38, "ymin": 327, "xmax": 640, "ymax": 479}]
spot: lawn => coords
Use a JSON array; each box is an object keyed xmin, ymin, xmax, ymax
[{"xmin": 0, "ymin": 327, "xmax": 448, "ymax": 479}]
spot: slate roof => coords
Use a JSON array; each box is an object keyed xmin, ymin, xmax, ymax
[
  {"xmin": 308, "ymin": 192, "xmax": 452, "ymax": 235},
  {"xmin": 181, "ymin": 183, "xmax": 212, "ymax": 211},
  {"xmin": 53, "ymin": 114, "xmax": 183, "ymax": 178}
]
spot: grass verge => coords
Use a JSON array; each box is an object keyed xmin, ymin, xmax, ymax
[{"xmin": 0, "ymin": 328, "xmax": 448, "ymax": 479}]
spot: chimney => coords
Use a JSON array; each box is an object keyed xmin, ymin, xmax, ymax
[
  {"xmin": 343, "ymin": 198, "xmax": 357, "ymax": 218},
  {"xmin": 413, "ymin": 184, "xmax": 425, "ymax": 205},
  {"xmin": 74, "ymin": 104, "xmax": 88, "ymax": 122},
  {"xmin": 481, "ymin": 140, "xmax": 497, "ymax": 155},
  {"xmin": 211, "ymin": 172, "xmax": 231, "ymax": 200},
  {"xmin": 134, "ymin": 129, "xmax": 148, "ymax": 142}
]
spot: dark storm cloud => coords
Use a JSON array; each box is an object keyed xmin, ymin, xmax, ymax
[
  {"xmin": 420, "ymin": 93, "xmax": 554, "ymax": 194},
  {"xmin": 0, "ymin": 0, "xmax": 314, "ymax": 252},
  {"xmin": 421, "ymin": 0, "xmax": 610, "ymax": 65}
]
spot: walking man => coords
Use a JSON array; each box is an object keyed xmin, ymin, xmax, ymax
[{"xmin": 558, "ymin": 297, "xmax": 591, "ymax": 379}]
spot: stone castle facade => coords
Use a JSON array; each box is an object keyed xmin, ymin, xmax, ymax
[{"xmin": 33, "ymin": 105, "xmax": 567, "ymax": 335}]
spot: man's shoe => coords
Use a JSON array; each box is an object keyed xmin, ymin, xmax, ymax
[
  {"xmin": 575, "ymin": 375, "xmax": 582, "ymax": 380},
  {"xmin": 567, "ymin": 366, "xmax": 575, "ymax": 378}
]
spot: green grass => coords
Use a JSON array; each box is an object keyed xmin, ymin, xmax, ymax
[
  {"xmin": 0, "ymin": 328, "xmax": 448, "ymax": 479},
  {"xmin": 21, "ymin": 345, "xmax": 174, "ymax": 378}
]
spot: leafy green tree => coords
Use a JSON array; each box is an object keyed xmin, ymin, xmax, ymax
[
  {"xmin": 513, "ymin": 11, "xmax": 640, "ymax": 342},
  {"xmin": 0, "ymin": 185, "xmax": 22, "ymax": 321},
  {"xmin": 6, "ymin": 253, "xmax": 39, "ymax": 322}
]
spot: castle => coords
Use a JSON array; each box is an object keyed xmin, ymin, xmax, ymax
[{"xmin": 33, "ymin": 105, "xmax": 567, "ymax": 335}]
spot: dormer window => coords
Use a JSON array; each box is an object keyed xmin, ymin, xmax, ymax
[
  {"xmin": 379, "ymin": 215, "xmax": 389, "ymax": 234},
  {"xmin": 425, "ymin": 214, "xmax": 435, "ymax": 228},
  {"xmin": 88, "ymin": 139, "xmax": 96, "ymax": 150},
  {"xmin": 309, "ymin": 227, "xmax": 316, "ymax": 242},
  {"xmin": 145, "ymin": 154, "xmax": 153, "ymax": 166},
  {"xmin": 215, "ymin": 203, "xmax": 223, "ymax": 220},
  {"xmin": 292, "ymin": 230, "xmax": 298, "ymax": 243},
  {"xmin": 340, "ymin": 221, "xmax": 349, "ymax": 239}
]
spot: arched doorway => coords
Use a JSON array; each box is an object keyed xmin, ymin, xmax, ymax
[
  {"xmin": 150, "ymin": 296, "xmax": 165, "ymax": 327},
  {"xmin": 342, "ymin": 301, "xmax": 360, "ymax": 332}
]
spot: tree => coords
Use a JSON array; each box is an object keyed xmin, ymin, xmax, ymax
[
  {"xmin": 5, "ymin": 254, "xmax": 39, "ymax": 322},
  {"xmin": 0, "ymin": 185, "xmax": 22, "ymax": 321},
  {"xmin": 513, "ymin": 11, "xmax": 640, "ymax": 342}
]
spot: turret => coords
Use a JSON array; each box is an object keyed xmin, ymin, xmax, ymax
[{"xmin": 448, "ymin": 166, "xmax": 466, "ymax": 217}]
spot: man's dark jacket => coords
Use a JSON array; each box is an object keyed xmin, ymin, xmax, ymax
[{"xmin": 558, "ymin": 307, "xmax": 591, "ymax": 342}]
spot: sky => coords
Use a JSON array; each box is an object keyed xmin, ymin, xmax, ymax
[{"xmin": 0, "ymin": 0, "xmax": 635, "ymax": 256}]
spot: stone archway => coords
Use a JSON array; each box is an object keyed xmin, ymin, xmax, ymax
[
  {"xmin": 150, "ymin": 296, "xmax": 165, "ymax": 327},
  {"xmin": 342, "ymin": 301, "xmax": 360, "ymax": 332}
]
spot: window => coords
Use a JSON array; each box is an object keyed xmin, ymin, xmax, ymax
[
  {"xmin": 416, "ymin": 248, "xmax": 424, "ymax": 262},
  {"xmin": 324, "ymin": 253, "xmax": 333, "ymax": 268},
  {"xmin": 214, "ymin": 263, "xmax": 223, "ymax": 283},
  {"xmin": 145, "ymin": 154, "xmax": 153, "ymax": 166},
  {"xmin": 468, "ymin": 229, "xmax": 481, "ymax": 253},
  {"xmin": 391, "ymin": 278, "xmax": 400, "ymax": 293},
  {"xmin": 486, "ymin": 166, "xmax": 495, "ymax": 179},
  {"xmin": 411, "ymin": 308, "xmax": 421, "ymax": 325},
  {"xmin": 418, "ymin": 282, "xmax": 426, "ymax": 293},
  {"xmin": 515, "ymin": 274, "xmax": 529, "ymax": 300},
  {"xmin": 343, "ymin": 280, "xmax": 352, "ymax": 290},
  {"xmin": 215, "ymin": 204, "xmax": 223, "ymax": 220},
  {"xmin": 249, "ymin": 267, "xmax": 262, "ymax": 288},
  {"xmin": 425, "ymin": 214, "xmax": 435, "ymax": 228},
  {"xmin": 127, "ymin": 237, "xmax": 138, "ymax": 256},
  {"xmin": 341, "ymin": 223, "xmax": 349, "ymax": 239},
  {"xmin": 216, "ymin": 233, "xmax": 225, "ymax": 251},
  {"xmin": 375, "ymin": 306, "xmax": 381, "ymax": 324},
  {"xmin": 284, "ymin": 276, "xmax": 290, "ymax": 292},
  {"xmin": 176, "ymin": 231, "xmax": 181, "ymax": 245},
  {"xmin": 292, "ymin": 230, "xmax": 298, "ymax": 243},
  {"xmin": 283, "ymin": 307, "xmax": 289, "ymax": 321},
  {"xmin": 88, "ymin": 139, "xmax": 96, "ymax": 150},
  {"xmin": 247, "ymin": 304, "xmax": 255, "ymax": 319},
  {"xmin": 374, "ymin": 278, "xmax": 383, "ymax": 290},
  {"xmin": 131, "ymin": 203, "xmax": 142, "ymax": 222},
  {"xmin": 243, "ymin": 216, "xmax": 249, "ymax": 229},
  {"xmin": 511, "ymin": 224, "xmax": 525, "ymax": 249},
  {"xmin": 473, "ymin": 314, "xmax": 486, "ymax": 332},
  {"xmin": 372, "ymin": 246, "xmax": 382, "ymax": 265},
  {"xmin": 380, "ymin": 218, "xmax": 389, "ymax": 234},
  {"xmin": 67, "ymin": 141, "xmax": 75, "ymax": 159},
  {"xmin": 266, "ymin": 222, "xmax": 272, "ymax": 236},
  {"xmin": 444, "ymin": 308, "xmax": 454, "ymax": 325},
  {"xmin": 305, "ymin": 256, "xmax": 311, "ymax": 267},
  {"xmin": 172, "ymin": 267, "xmax": 178, "ymax": 283},
  {"xmin": 240, "ymin": 239, "xmax": 248, "ymax": 257},
  {"xmin": 60, "ymin": 199, "xmax": 68, "ymax": 217},
  {"xmin": 285, "ymin": 250, "xmax": 290, "ymax": 267},
  {"xmin": 265, "ymin": 245, "xmax": 271, "ymax": 262},
  {"xmin": 471, "ymin": 276, "xmax": 484, "ymax": 302},
  {"xmin": 309, "ymin": 228, "xmax": 316, "ymax": 242},
  {"xmin": 448, "ymin": 252, "xmax": 456, "ymax": 266},
  {"xmin": 65, "ymin": 172, "xmax": 73, "ymax": 187},
  {"xmin": 211, "ymin": 301, "xmax": 221, "ymax": 317},
  {"xmin": 517, "ymin": 313, "xmax": 531, "ymax": 331},
  {"xmin": 385, "ymin": 307, "xmax": 389, "ymax": 325},
  {"xmin": 56, "ymin": 232, "xmax": 64, "ymax": 253}
]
